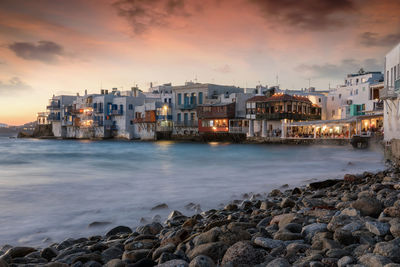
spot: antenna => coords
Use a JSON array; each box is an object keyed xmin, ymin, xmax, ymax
[
  {"xmin": 276, "ymin": 75, "xmax": 279, "ymax": 86},
  {"xmin": 194, "ymin": 74, "xmax": 198, "ymax": 83}
]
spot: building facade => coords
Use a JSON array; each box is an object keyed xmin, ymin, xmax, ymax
[
  {"xmin": 171, "ymin": 82, "xmax": 243, "ymax": 136},
  {"xmin": 326, "ymin": 71, "xmax": 384, "ymax": 120},
  {"xmin": 382, "ymin": 43, "xmax": 400, "ymax": 143},
  {"xmin": 246, "ymin": 93, "xmax": 321, "ymax": 138}
]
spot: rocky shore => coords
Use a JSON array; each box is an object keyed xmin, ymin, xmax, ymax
[{"xmin": 2, "ymin": 164, "xmax": 400, "ymax": 267}]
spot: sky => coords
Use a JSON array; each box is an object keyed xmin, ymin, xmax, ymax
[{"xmin": 0, "ymin": 0, "xmax": 400, "ymax": 125}]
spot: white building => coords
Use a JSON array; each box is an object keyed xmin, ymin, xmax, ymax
[
  {"xmin": 382, "ymin": 43, "xmax": 400, "ymax": 142},
  {"xmin": 326, "ymin": 71, "xmax": 384, "ymax": 120}
]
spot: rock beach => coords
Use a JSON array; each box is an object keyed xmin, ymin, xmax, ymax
[{"xmin": 2, "ymin": 164, "xmax": 400, "ymax": 266}]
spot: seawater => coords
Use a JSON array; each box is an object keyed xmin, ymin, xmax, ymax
[{"xmin": 0, "ymin": 137, "xmax": 385, "ymax": 246}]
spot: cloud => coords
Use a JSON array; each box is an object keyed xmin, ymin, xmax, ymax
[
  {"xmin": 296, "ymin": 58, "xmax": 382, "ymax": 79},
  {"xmin": 112, "ymin": 0, "xmax": 189, "ymax": 34},
  {"xmin": 214, "ymin": 64, "xmax": 232, "ymax": 74},
  {"xmin": 0, "ymin": 77, "xmax": 32, "ymax": 95},
  {"xmin": 359, "ymin": 31, "xmax": 400, "ymax": 47},
  {"xmin": 8, "ymin": 40, "xmax": 64, "ymax": 63},
  {"xmin": 249, "ymin": 0, "xmax": 355, "ymax": 30}
]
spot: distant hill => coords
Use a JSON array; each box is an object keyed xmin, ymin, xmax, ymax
[{"xmin": 0, "ymin": 121, "xmax": 37, "ymax": 137}]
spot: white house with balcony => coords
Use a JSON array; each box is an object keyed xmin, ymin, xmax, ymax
[
  {"xmin": 382, "ymin": 43, "xmax": 400, "ymax": 144},
  {"xmin": 326, "ymin": 71, "xmax": 384, "ymax": 120}
]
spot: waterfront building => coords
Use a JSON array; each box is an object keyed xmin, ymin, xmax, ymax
[
  {"xmin": 46, "ymin": 95, "xmax": 77, "ymax": 137},
  {"xmin": 45, "ymin": 88, "xmax": 148, "ymax": 139},
  {"xmin": 37, "ymin": 112, "xmax": 49, "ymax": 125},
  {"xmin": 382, "ymin": 42, "xmax": 400, "ymax": 162},
  {"xmin": 133, "ymin": 101, "xmax": 173, "ymax": 140},
  {"xmin": 277, "ymin": 87, "xmax": 329, "ymax": 120},
  {"xmin": 326, "ymin": 71, "xmax": 384, "ymax": 120},
  {"xmin": 171, "ymin": 82, "xmax": 243, "ymax": 136},
  {"xmin": 246, "ymin": 93, "xmax": 321, "ymax": 138},
  {"xmin": 197, "ymin": 103, "xmax": 235, "ymax": 134}
]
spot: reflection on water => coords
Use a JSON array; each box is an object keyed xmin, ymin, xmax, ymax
[{"xmin": 0, "ymin": 137, "xmax": 385, "ymax": 246}]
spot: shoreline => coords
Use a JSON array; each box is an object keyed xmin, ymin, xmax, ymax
[{"xmin": 0, "ymin": 163, "xmax": 398, "ymax": 267}]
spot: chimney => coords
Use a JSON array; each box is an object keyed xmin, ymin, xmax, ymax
[
  {"xmin": 85, "ymin": 89, "xmax": 87, "ymax": 95},
  {"xmin": 150, "ymin": 82, "xmax": 153, "ymax": 88},
  {"xmin": 101, "ymin": 89, "xmax": 105, "ymax": 95},
  {"xmin": 105, "ymin": 90, "xmax": 108, "ymax": 95}
]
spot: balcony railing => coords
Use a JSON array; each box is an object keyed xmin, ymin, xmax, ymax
[
  {"xmin": 48, "ymin": 113, "xmax": 60, "ymax": 121},
  {"xmin": 156, "ymin": 126, "xmax": 173, "ymax": 132},
  {"xmin": 94, "ymin": 108, "xmax": 104, "ymax": 114},
  {"xmin": 254, "ymin": 112, "xmax": 321, "ymax": 121},
  {"xmin": 174, "ymin": 120, "xmax": 198, "ymax": 127},
  {"xmin": 47, "ymin": 102, "xmax": 60, "ymax": 110},
  {"xmin": 381, "ymin": 86, "xmax": 398, "ymax": 99},
  {"xmin": 177, "ymin": 103, "xmax": 197, "ymax": 110},
  {"xmin": 373, "ymin": 101, "xmax": 384, "ymax": 111},
  {"xmin": 229, "ymin": 126, "xmax": 249, "ymax": 134},
  {"xmin": 111, "ymin": 110, "xmax": 123, "ymax": 115}
]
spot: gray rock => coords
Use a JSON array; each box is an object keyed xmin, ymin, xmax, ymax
[
  {"xmin": 280, "ymin": 198, "xmax": 295, "ymax": 208},
  {"xmin": 374, "ymin": 241, "xmax": 400, "ymax": 262},
  {"xmin": 352, "ymin": 197, "xmax": 383, "ymax": 218},
  {"xmin": 136, "ymin": 222, "xmax": 163, "ymax": 236},
  {"xmin": 366, "ymin": 221, "xmax": 390, "ymax": 236},
  {"xmin": 325, "ymin": 248, "xmax": 349, "ymax": 258},
  {"xmin": 301, "ymin": 223, "xmax": 327, "ymax": 241},
  {"xmin": 337, "ymin": 256, "xmax": 354, "ymax": 267},
  {"xmin": 104, "ymin": 259, "xmax": 125, "ymax": 267},
  {"xmin": 221, "ymin": 241, "xmax": 264, "ymax": 266},
  {"xmin": 41, "ymin": 247, "xmax": 59, "ymax": 261},
  {"xmin": 359, "ymin": 253, "xmax": 392, "ymax": 267},
  {"xmin": 153, "ymin": 243, "xmax": 176, "ymax": 261},
  {"xmin": 390, "ymin": 219, "xmax": 400, "ymax": 238},
  {"xmin": 189, "ymin": 255, "xmax": 215, "ymax": 267},
  {"xmin": 106, "ymin": 226, "xmax": 132, "ymax": 237},
  {"xmin": 157, "ymin": 259, "xmax": 189, "ymax": 267},
  {"xmin": 253, "ymin": 237, "xmax": 284, "ymax": 249},
  {"xmin": 187, "ymin": 242, "xmax": 227, "ymax": 263},
  {"xmin": 266, "ymin": 258, "xmax": 291, "ymax": 267},
  {"xmin": 122, "ymin": 249, "xmax": 151, "ymax": 262},
  {"xmin": 101, "ymin": 247, "xmax": 123, "ymax": 263}
]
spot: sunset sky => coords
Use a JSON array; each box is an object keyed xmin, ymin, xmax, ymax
[{"xmin": 0, "ymin": 0, "xmax": 399, "ymax": 125}]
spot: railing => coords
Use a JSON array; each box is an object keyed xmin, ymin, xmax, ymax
[
  {"xmin": 37, "ymin": 112, "xmax": 48, "ymax": 117},
  {"xmin": 381, "ymin": 86, "xmax": 398, "ymax": 99},
  {"xmin": 177, "ymin": 103, "xmax": 197, "ymax": 110},
  {"xmin": 46, "ymin": 102, "xmax": 60, "ymax": 109},
  {"xmin": 94, "ymin": 108, "xmax": 104, "ymax": 114},
  {"xmin": 229, "ymin": 126, "xmax": 249, "ymax": 133},
  {"xmin": 373, "ymin": 101, "xmax": 384, "ymax": 111},
  {"xmin": 48, "ymin": 113, "xmax": 60, "ymax": 121},
  {"xmin": 156, "ymin": 126, "xmax": 173, "ymax": 132},
  {"xmin": 255, "ymin": 113, "xmax": 321, "ymax": 121},
  {"xmin": 111, "ymin": 110, "xmax": 123, "ymax": 115},
  {"xmin": 174, "ymin": 120, "xmax": 198, "ymax": 127}
]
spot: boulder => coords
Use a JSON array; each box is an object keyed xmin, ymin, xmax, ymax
[
  {"xmin": 352, "ymin": 197, "xmax": 383, "ymax": 218},
  {"xmin": 221, "ymin": 241, "xmax": 264, "ymax": 266},
  {"xmin": 106, "ymin": 226, "xmax": 132, "ymax": 237}
]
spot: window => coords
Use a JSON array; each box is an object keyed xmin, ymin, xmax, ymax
[
  {"xmin": 355, "ymin": 89, "xmax": 358, "ymax": 95},
  {"xmin": 168, "ymin": 98, "xmax": 171, "ymax": 103},
  {"xmin": 362, "ymin": 87, "xmax": 365, "ymax": 92},
  {"xmin": 190, "ymin": 113, "xmax": 195, "ymax": 121},
  {"xmin": 338, "ymin": 94, "xmax": 341, "ymax": 99},
  {"xmin": 331, "ymin": 96, "xmax": 334, "ymax": 101},
  {"xmin": 191, "ymin": 93, "xmax": 197, "ymax": 105},
  {"xmin": 332, "ymin": 110, "xmax": 335, "ymax": 116},
  {"xmin": 319, "ymin": 98, "xmax": 321, "ymax": 102},
  {"xmin": 120, "ymin": 105, "xmax": 123, "ymax": 111},
  {"xmin": 128, "ymin": 104, "xmax": 133, "ymax": 110},
  {"xmin": 178, "ymin": 93, "xmax": 182, "ymax": 105},
  {"xmin": 177, "ymin": 113, "xmax": 181, "ymax": 122},
  {"xmin": 198, "ymin": 92, "xmax": 203, "ymax": 104},
  {"xmin": 184, "ymin": 113, "xmax": 188, "ymax": 122}
]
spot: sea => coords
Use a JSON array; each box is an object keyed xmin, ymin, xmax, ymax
[{"xmin": 0, "ymin": 136, "xmax": 385, "ymax": 247}]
